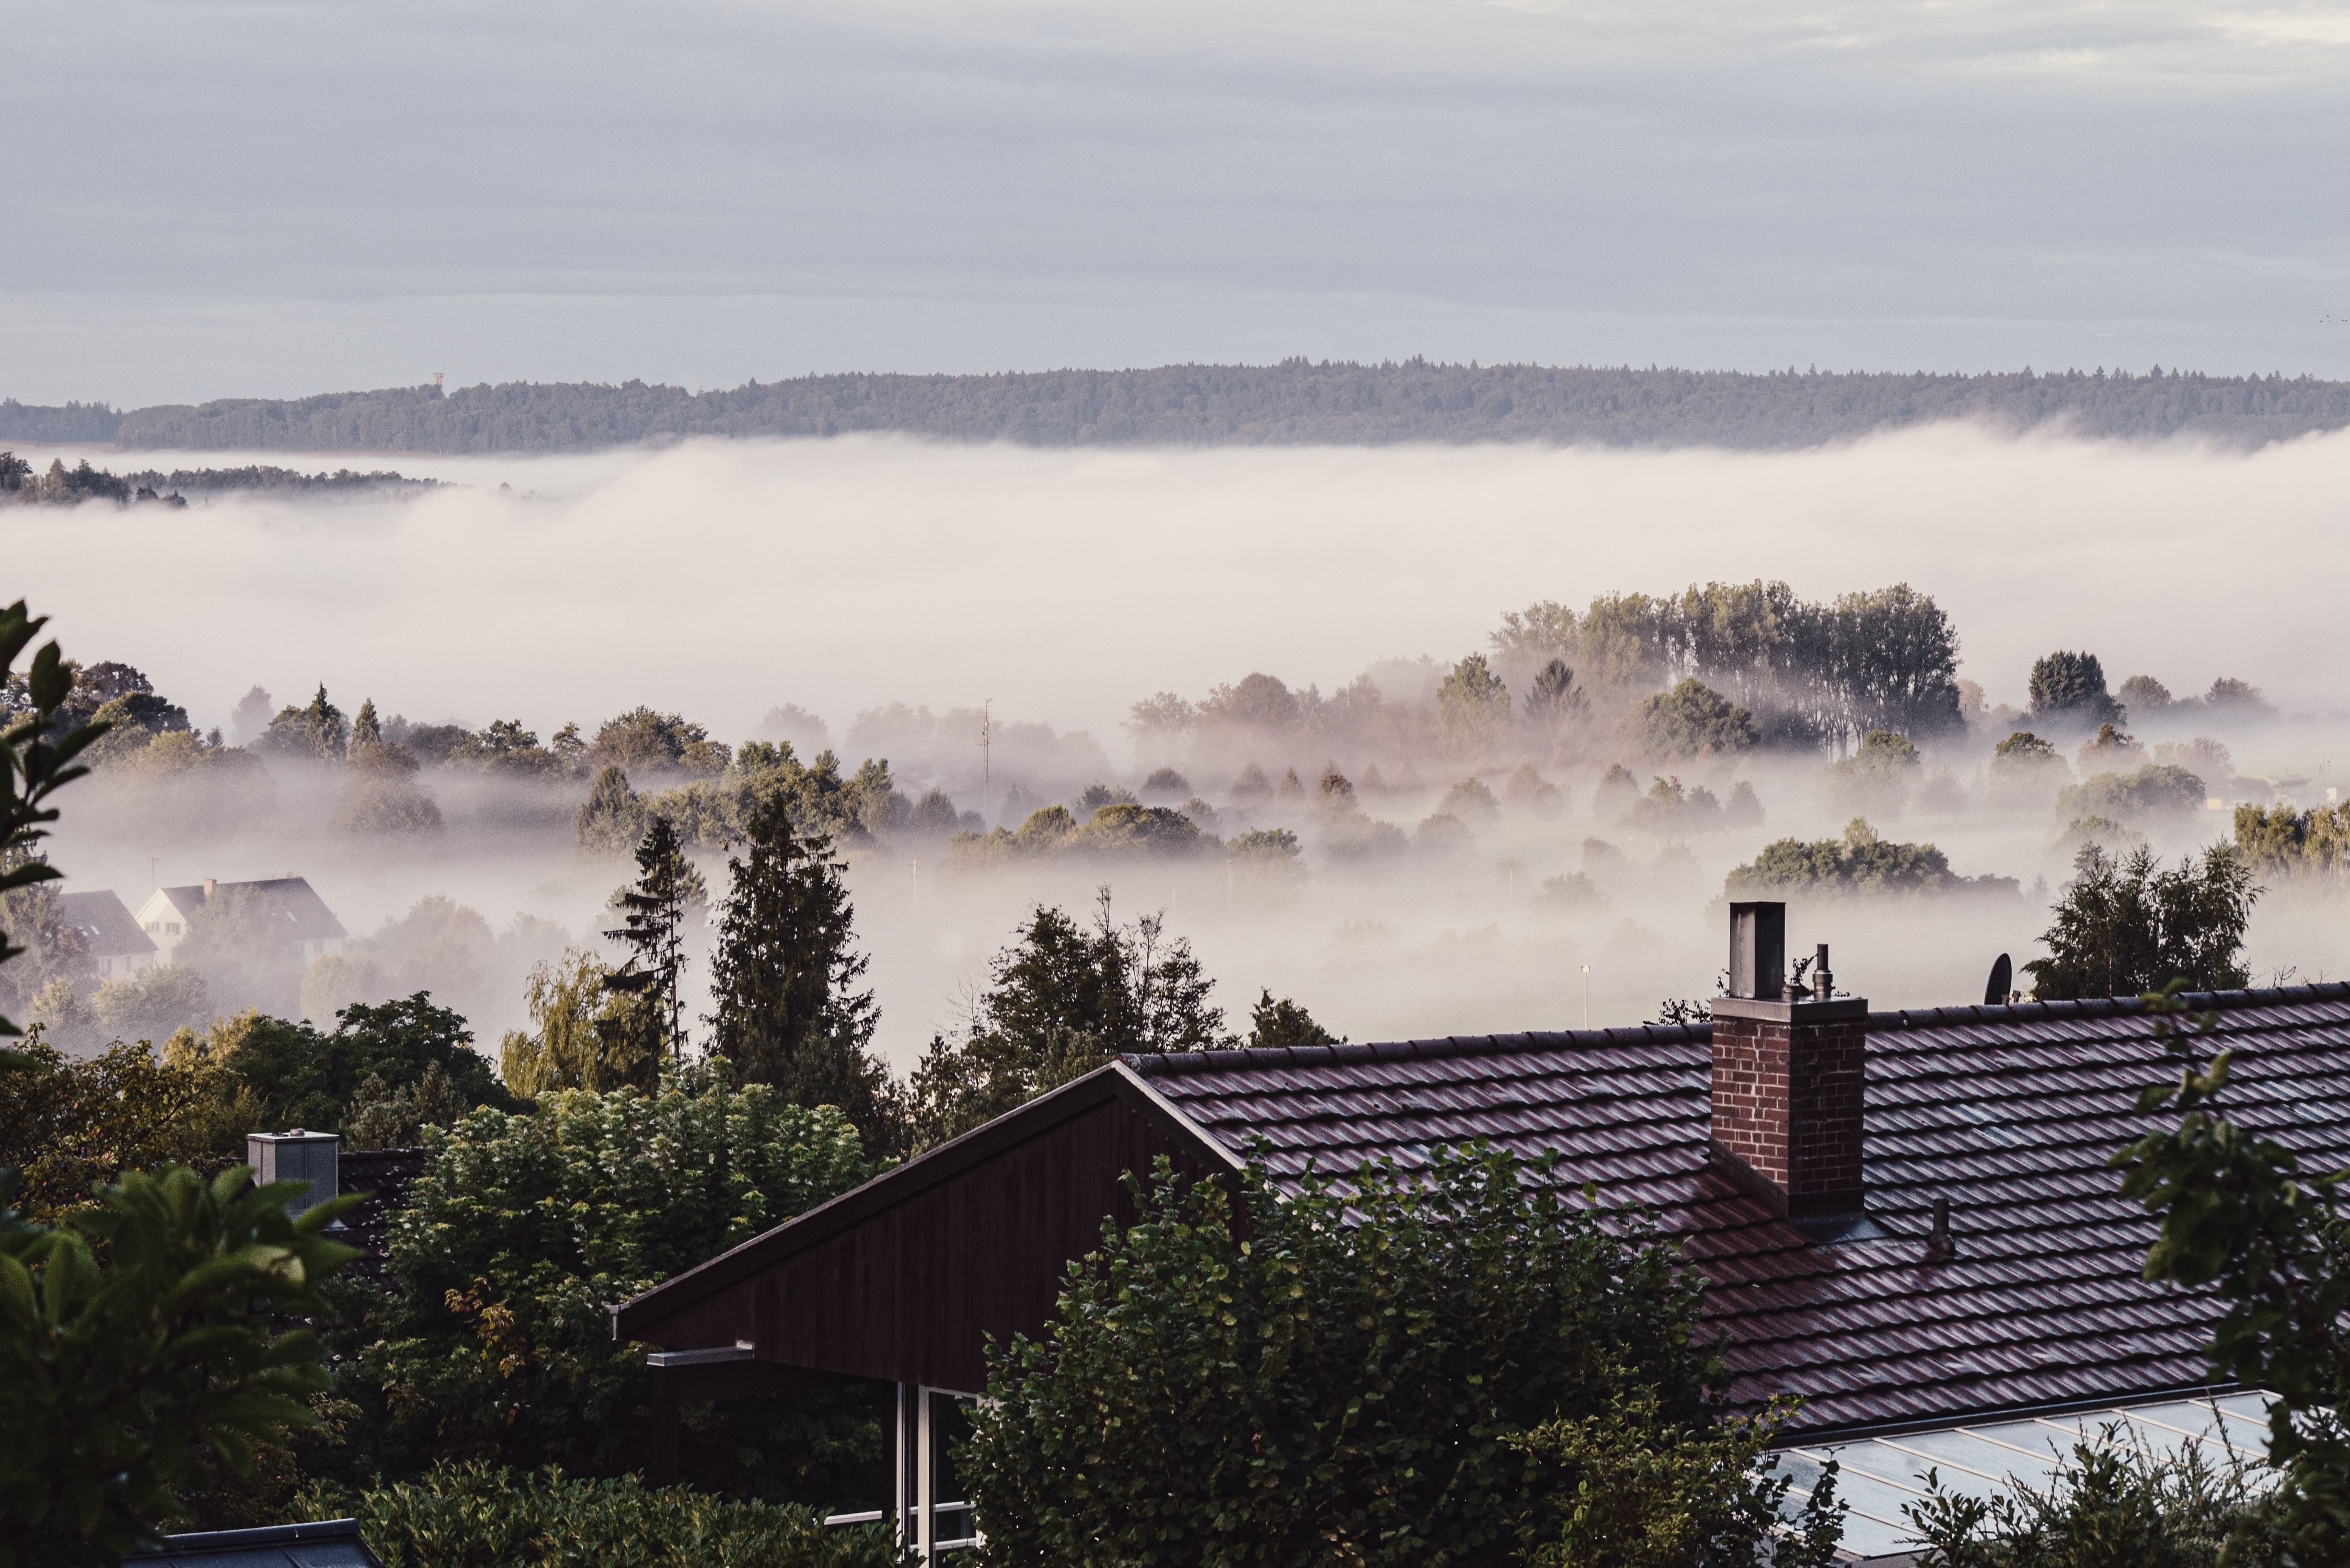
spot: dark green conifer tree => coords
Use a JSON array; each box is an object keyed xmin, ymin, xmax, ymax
[
  {"xmin": 704, "ymin": 792, "xmax": 894, "ymax": 1151},
  {"xmin": 603, "ymin": 814, "xmax": 695, "ymax": 1061}
]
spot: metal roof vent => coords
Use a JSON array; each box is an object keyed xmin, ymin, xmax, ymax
[{"xmin": 1925, "ymin": 1197, "xmax": 1957, "ymax": 1262}]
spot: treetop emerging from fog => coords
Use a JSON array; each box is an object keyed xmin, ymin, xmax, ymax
[{"xmin": 6, "ymin": 362, "xmax": 2347, "ymax": 454}]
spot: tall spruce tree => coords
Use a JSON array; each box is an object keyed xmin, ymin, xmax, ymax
[
  {"xmin": 704, "ymin": 791, "xmax": 894, "ymax": 1152},
  {"xmin": 603, "ymin": 814, "xmax": 695, "ymax": 1061}
]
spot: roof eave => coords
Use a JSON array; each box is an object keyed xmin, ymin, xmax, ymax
[{"xmin": 610, "ymin": 1058, "xmax": 1238, "ymax": 1341}]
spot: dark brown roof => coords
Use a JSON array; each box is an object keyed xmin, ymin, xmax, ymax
[
  {"xmin": 337, "ymin": 1146, "xmax": 428, "ymax": 1282},
  {"xmin": 157, "ymin": 878, "xmax": 347, "ymax": 942},
  {"xmin": 53, "ymin": 890, "xmax": 157, "ymax": 958},
  {"xmin": 611, "ymin": 1064, "xmax": 1239, "ymax": 1354},
  {"xmin": 1126, "ymin": 983, "xmax": 2350, "ymax": 1437}
]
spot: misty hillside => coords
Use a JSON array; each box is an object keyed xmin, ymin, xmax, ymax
[{"xmin": 9, "ymin": 361, "xmax": 2350, "ymax": 455}]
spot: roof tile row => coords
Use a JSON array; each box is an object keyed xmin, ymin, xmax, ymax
[{"xmin": 1130, "ymin": 984, "xmax": 2350, "ymax": 1434}]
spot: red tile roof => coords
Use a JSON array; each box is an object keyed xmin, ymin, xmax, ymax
[{"xmin": 1126, "ymin": 983, "xmax": 2350, "ymax": 1436}]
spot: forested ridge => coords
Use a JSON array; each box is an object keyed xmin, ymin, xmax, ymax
[{"xmin": 7, "ymin": 359, "xmax": 2349, "ymax": 454}]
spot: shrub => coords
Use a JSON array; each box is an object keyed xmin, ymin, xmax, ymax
[
  {"xmin": 1533, "ymin": 872, "xmax": 1607, "ymax": 912},
  {"xmin": 2233, "ymin": 803, "xmax": 2350, "ymax": 881},
  {"xmin": 1904, "ymin": 1428, "xmax": 2275, "ymax": 1568},
  {"xmin": 360, "ymin": 1074, "xmax": 867, "ymax": 1481},
  {"xmin": 1322, "ymin": 811, "xmax": 1408, "ymax": 863},
  {"xmin": 1071, "ymin": 802, "xmax": 1209, "ymax": 856},
  {"xmin": 1988, "ymin": 731, "xmax": 2071, "ymax": 805},
  {"xmin": 1621, "ymin": 679, "xmax": 1757, "ymax": 760},
  {"xmin": 1502, "ymin": 763, "xmax": 1566, "ymax": 818},
  {"xmin": 1438, "ymin": 776, "xmax": 1501, "ymax": 824},
  {"xmin": 1594, "ymin": 763, "xmax": 1642, "ymax": 820},
  {"xmin": 1, "ymin": 1166, "xmax": 358, "ymax": 1566},
  {"xmin": 1844, "ymin": 729, "xmax": 1919, "ymax": 775},
  {"xmin": 1227, "ymin": 827, "xmax": 1301, "ymax": 866},
  {"xmin": 1724, "ymin": 820, "xmax": 2017, "ymax": 900},
  {"xmin": 1627, "ymin": 775, "xmax": 1723, "ymax": 836},
  {"xmin": 1413, "ymin": 812, "xmax": 1474, "ymax": 857},
  {"xmin": 964, "ymin": 1146, "xmax": 1840, "ymax": 1567},
  {"xmin": 2057, "ymin": 764, "xmax": 2206, "ymax": 825},
  {"xmin": 331, "ymin": 1461, "xmax": 894, "ymax": 1568},
  {"xmin": 0, "ymin": 1039, "xmax": 234, "ymax": 1224}
]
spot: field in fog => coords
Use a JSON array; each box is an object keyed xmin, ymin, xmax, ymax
[{"xmin": 14, "ymin": 423, "xmax": 2349, "ymax": 1067}]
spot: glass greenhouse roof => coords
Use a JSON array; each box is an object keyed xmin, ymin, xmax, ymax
[{"xmin": 1774, "ymin": 1392, "xmax": 2275, "ymax": 1562}]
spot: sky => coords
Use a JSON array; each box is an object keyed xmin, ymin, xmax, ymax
[{"xmin": 8, "ymin": 0, "xmax": 2350, "ymax": 406}]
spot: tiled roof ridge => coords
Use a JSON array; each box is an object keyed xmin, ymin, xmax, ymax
[
  {"xmin": 162, "ymin": 875, "xmax": 314, "ymax": 894},
  {"xmin": 1124, "ymin": 1023, "xmax": 1711, "ymax": 1078},
  {"xmin": 1123, "ymin": 979, "xmax": 2350, "ymax": 1079},
  {"xmin": 1867, "ymin": 978, "xmax": 2350, "ymax": 1031}
]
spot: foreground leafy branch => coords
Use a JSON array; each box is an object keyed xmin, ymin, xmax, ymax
[
  {"xmin": 0, "ymin": 1166, "xmax": 359, "ymax": 1568},
  {"xmin": 2112, "ymin": 982, "xmax": 2350, "ymax": 1562},
  {"xmin": 1, "ymin": 599, "xmax": 110, "ymax": 1052},
  {"xmin": 966, "ymin": 1145, "xmax": 1842, "ymax": 1567}
]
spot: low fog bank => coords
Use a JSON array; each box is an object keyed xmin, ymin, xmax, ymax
[
  {"xmin": 15, "ymin": 423, "xmax": 2350, "ymax": 1066},
  {"xmin": 12, "ymin": 422, "xmax": 2350, "ymax": 737}
]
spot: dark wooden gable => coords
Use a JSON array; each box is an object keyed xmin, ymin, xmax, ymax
[{"xmin": 615, "ymin": 1062, "xmax": 1239, "ymax": 1393}]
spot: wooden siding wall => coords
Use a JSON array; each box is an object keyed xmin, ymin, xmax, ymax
[{"xmin": 632, "ymin": 1096, "xmax": 1225, "ymax": 1392}]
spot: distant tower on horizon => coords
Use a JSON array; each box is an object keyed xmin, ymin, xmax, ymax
[{"xmin": 432, "ymin": 372, "xmax": 444, "ymax": 388}]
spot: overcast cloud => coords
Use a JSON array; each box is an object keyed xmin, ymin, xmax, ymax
[{"xmin": 7, "ymin": 0, "xmax": 2350, "ymax": 403}]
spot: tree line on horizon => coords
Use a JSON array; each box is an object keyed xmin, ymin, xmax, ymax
[
  {"xmin": 6, "ymin": 360, "xmax": 2349, "ymax": 453},
  {"xmin": 0, "ymin": 452, "xmax": 435, "ymax": 505}
]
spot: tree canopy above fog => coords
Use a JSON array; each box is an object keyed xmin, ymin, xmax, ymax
[{"xmin": 8, "ymin": 361, "xmax": 2349, "ymax": 454}]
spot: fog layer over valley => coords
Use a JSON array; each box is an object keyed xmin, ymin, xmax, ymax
[{"xmin": 15, "ymin": 425, "xmax": 2349, "ymax": 1069}]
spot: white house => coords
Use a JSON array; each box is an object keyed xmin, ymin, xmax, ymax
[
  {"xmin": 53, "ymin": 890, "xmax": 158, "ymax": 980},
  {"xmin": 134, "ymin": 877, "xmax": 348, "ymax": 967}
]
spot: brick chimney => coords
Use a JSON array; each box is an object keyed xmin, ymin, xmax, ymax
[
  {"xmin": 202, "ymin": 877, "xmax": 217, "ymax": 900},
  {"xmin": 1710, "ymin": 902, "xmax": 1868, "ymax": 1219}
]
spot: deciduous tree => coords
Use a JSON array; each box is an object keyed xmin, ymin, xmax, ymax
[
  {"xmin": 904, "ymin": 892, "xmax": 1229, "ymax": 1149},
  {"xmin": 966, "ymin": 1147, "xmax": 1842, "ymax": 1567},
  {"xmin": 1622, "ymin": 678, "xmax": 1758, "ymax": 760},
  {"xmin": 2026, "ymin": 844, "xmax": 2256, "ymax": 1000},
  {"xmin": 2028, "ymin": 651, "xmax": 2125, "ymax": 731},
  {"xmin": 1436, "ymin": 653, "xmax": 1512, "ymax": 762}
]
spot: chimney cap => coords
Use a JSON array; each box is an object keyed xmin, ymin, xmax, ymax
[{"xmin": 1726, "ymin": 902, "xmax": 1786, "ymax": 1000}]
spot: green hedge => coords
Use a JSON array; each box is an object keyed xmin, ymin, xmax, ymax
[{"xmin": 327, "ymin": 1462, "xmax": 896, "ymax": 1568}]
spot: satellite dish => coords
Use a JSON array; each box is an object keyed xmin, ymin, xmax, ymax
[{"xmin": 1985, "ymin": 953, "xmax": 2012, "ymax": 1006}]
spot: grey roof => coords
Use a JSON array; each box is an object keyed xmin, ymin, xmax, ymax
[
  {"xmin": 125, "ymin": 1519, "xmax": 377, "ymax": 1568},
  {"xmin": 53, "ymin": 889, "xmax": 156, "ymax": 958},
  {"xmin": 155, "ymin": 878, "xmax": 346, "ymax": 941},
  {"xmin": 1127, "ymin": 983, "xmax": 2350, "ymax": 1436}
]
